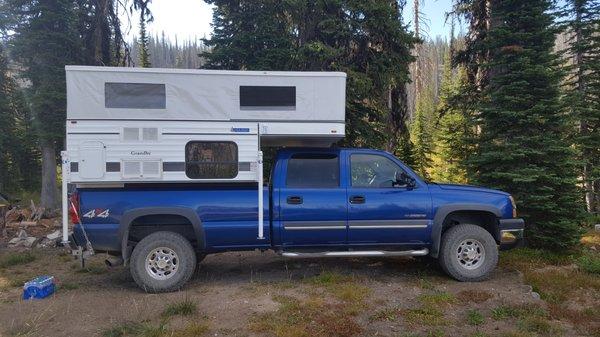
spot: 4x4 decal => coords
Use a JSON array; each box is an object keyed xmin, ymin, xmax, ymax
[{"xmin": 82, "ymin": 209, "xmax": 110, "ymax": 218}]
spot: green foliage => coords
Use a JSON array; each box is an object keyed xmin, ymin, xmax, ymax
[
  {"xmin": 430, "ymin": 50, "xmax": 472, "ymax": 183},
  {"xmin": 410, "ymin": 85, "xmax": 435, "ymax": 179},
  {"xmin": 576, "ymin": 253, "xmax": 600, "ymax": 274},
  {"xmin": 0, "ymin": 43, "xmax": 40, "ymax": 193},
  {"xmin": 0, "ymin": 251, "xmax": 36, "ymax": 268},
  {"xmin": 561, "ymin": 0, "xmax": 600, "ymax": 213},
  {"xmin": 138, "ymin": 19, "xmax": 151, "ymax": 68},
  {"xmin": 8, "ymin": 0, "xmax": 84, "ymax": 144},
  {"xmin": 202, "ymin": 0, "xmax": 418, "ymax": 151},
  {"xmin": 468, "ymin": 0, "xmax": 584, "ymax": 250},
  {"xmin": 161, "ymin": 300, "xmax": 197, "ymax": 318},
  {"xmin": 466, "ymin": 309, "xmax": 484, "ymax": 326}
]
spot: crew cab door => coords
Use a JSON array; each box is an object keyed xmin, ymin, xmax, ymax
[
  {"xmin": 345, "ymin": 152, "xmax": 432, "ymax": 247},
  {"xmin": 279, "ymin": 152, "xmax": 347, "ymax": 247}
]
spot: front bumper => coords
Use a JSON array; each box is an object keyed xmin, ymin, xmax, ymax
[{"xmin": 498, "ymin": 218, "xmax": 525, "ymax": 250}]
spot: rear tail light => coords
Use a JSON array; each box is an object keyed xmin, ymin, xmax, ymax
[{"xmin": 69, "ymin": 191, "xmax": 80, "ymax": 224}]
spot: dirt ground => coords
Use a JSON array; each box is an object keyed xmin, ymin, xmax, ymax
[{"xmin": 0, "ymin": 241, "xmax": 598, "ymax": 337}]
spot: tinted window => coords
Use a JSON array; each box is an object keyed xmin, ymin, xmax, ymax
[
  {"xmin": 185, "ymin": 142, "xmax": 238, "ymax": 179},
  {"xmin": 286, "ymin": 153, "xmax": 339, "ymax": 188},
  {"xmin": 240, "ymin": 86, "xmax": 295, "ymax": 110},
  {"xmin": 105, "ymin": 83, "xmax": 166, "ymax": 109},
  {"xmin": 351, "ymin": 154, "xmax": 403, "ymax": 188}
]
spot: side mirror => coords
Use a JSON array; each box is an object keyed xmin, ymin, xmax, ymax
[{"xmin": 395, "ymin": 172, "xmax": 416, "ymax": 189}]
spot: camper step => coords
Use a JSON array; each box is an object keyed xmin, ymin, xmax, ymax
[{"xmin": 279, "ymin": 248, "xmax": 429, "ymax": 258}]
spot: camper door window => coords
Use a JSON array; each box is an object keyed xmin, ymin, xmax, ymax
[
  {"xmin": 185, "ymin": 141, "xmax": 238, "ymax": 179},
  {"xmin": 105, "ymin": 83, "xmax": 166, "ymax": 109}
]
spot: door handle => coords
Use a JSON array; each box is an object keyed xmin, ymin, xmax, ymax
[
  {"xmin": 287, "ymin": 196, "xmax": 303, "ymax": 204},
  {"xmin": 349, "ymin": 195, "xmax": 365, "ymax": 204}
]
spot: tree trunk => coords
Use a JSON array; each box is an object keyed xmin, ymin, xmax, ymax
[
  {"xmin": 413, "ymin": 0, "xmax": 421, "ymax": 110},
  {"xmin": 40, "ymin": 139, "xmax": 57, "ymax": 209},
  {"xmin": 573, "ymin": 1, "xmax": 594, "ymax": 212}
]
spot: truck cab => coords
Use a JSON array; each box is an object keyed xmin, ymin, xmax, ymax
[{"xmin": 70, "ymin": 147, "xmax": 524, "ymax": 292}]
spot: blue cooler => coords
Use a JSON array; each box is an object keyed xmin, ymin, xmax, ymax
[{"xmin": 23, "ymin": 276, "xmax": 55, "ymax": 300}]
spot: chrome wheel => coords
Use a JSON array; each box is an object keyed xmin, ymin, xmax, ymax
[
  {"xmin": 456, "ymin": 239, "xmax": 485, "ymax": 270},
  {"xmin": 145, "ymin": 247, "xmax": 179, "ymax": 280}
]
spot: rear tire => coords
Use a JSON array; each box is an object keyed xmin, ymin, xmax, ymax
[
  {"xmin": 439, "ymin": 224, "xmax": 498, "ymax": 282},
  {"xmin": 130, "ymin": 231, "xmax": 197, "ymax": 292}
]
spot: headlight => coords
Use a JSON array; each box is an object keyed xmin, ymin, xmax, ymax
[{"xmin": 509, "ymin": 195, "xmax": 517, "ymax": 218}]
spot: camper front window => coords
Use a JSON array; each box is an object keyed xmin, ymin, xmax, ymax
[{"xmin": 185, "ymin": 141, "xmax": 238, "ymax": 179}]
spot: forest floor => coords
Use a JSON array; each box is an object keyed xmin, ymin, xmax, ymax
[{"xmin": 0, "ymin": 231, "xmax": 598, "ymax": 337}]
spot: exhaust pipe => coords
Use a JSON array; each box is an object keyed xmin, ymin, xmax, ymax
[{"xmin": 105, "ymin": 256, "xmax": 124, "ymax": 268}]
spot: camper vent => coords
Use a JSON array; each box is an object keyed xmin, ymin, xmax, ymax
[
  {"xmin": 122, "ymin": 160, "xmax": 162, "ymax": 179},
  {"xmin": 123, "ymin": 161, "xmax": 141, "ymax": 177},
  {"xmin": 122, "ymin": 127, "xmax": 159, "ymax": 142}
]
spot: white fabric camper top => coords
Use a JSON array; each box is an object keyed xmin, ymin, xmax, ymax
[
  {"xmin": 65, "ymin": 66, "xmax": 346, "ymax": 184},
  {"xmin": 66, "ymin": 66, "xmax": 346, "ymax": 122}
]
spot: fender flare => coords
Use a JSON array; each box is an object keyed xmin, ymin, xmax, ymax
[
  {"xmin": 430, "ymin": 204, "xmax": 501, "ymax": 258},
  {"xmin": 118, "ymin": 207, "xmax": 205, "ymax": 261}
]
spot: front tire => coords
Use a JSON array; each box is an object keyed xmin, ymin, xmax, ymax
[
  {"xmin": 439, "ymin": 224, "xmax": 498, "ymax": 282},
  {"xmin": 130, "ymin": 231, "xmax": 197, "ymax": 292}
]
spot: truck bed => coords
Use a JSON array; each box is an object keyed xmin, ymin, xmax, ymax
[{"xmin": 74, "ymin": 184, "xmax": 271, "ymax": 253}]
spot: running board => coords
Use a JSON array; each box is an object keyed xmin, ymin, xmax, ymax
[{"xmin": 280, "ymin": 248, "xmax": 429, "ymax": 258}]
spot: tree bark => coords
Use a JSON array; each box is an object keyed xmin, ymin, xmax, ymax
[{"xmin": 40, "ymin": 139, "xmax": 57, "ymax": 209}]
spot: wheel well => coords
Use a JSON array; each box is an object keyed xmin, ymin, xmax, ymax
[
  {"xmin": 441, "ymin": 211, "xmax": 499, "ymax": 242},
  {"xmin": 128, "ymin": 214, "xmax": 198, "ymax": 248}
]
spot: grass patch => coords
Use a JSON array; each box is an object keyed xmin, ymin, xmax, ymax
[
  {"xmin": 576, "ymin": 253, "xmax": 600, "ymax": 274},
  {"xmin": 456, "ymin": 289, "xmax": 493, "ymax": 303},
  {"xmin": 402, "ymin": 306, "xmax": 446, "ymax": 326},
  {"xmin": 525, "ymin": 268, "xmax": 600, "ymax": 304},
  {"xmin": 305, "ymin": 270, "xmax": 370, "ymax": 314},
  {"xmin": 418, "ymin": 290, "xmax": 456, "ymax": 306},
  {"xmin": 249, "ymin": 295, "xmax": 362, "ymax": 337},
  {"xmin": 162, "ymin": 300, "xmax": 197, "ymax": 318},
  {"xmin": 369, "ymin": 307, "xmax": 401, "ymax": 322},
  {"xmin": 581, "ymin": 230, "xmax": 600, "ymax": 246},
  {"xmin": 59, "ymin": 282, "xmax": 80, "ymax": 291},
  {"xmin": 306, "ymin": 271, "xmax": 352, "ymax": 286},
  {"xmin": 426, "ymin": 329, "xmax": 445, "ymax": 337},
  {"xmin": 491, "ymin": 304, "xmax": 547, "ymax": 320},
  {"xmin": 500, "ymin": 248, "xmax": 572, "ymax": 269},
  {"xmin": 418, "ymin": 278, "xmax": 436, "ymax": 290},
  {"xmin": 0, "ymin": 252, "xmax": 36, "ymax": 268},
  {"xmin": 101, "ymin": 322, "xmax": 146, "ymax": 337},
  {"xmin": 518, "ymin": 316, "xmax": 562, "ymax": 336},
  {"xmin": 466, "ymin": 309, "xmax": 484, "ymax": 326}
]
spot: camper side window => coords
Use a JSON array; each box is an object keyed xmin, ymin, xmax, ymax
[
  {"xmin": 105, "ymin": 83, "xmax": 166, "ymax": 109},
  {"xmin": 240, "ymin": 86, "xmax": 296, "ymax": 110},
  {"xmin": 185, "ymin": 141, "xmax": 238, "ymax": 179}
]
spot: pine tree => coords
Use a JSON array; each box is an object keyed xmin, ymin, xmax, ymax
[
  {"xmin": 410, "ymin": 85, "xmax": 435, "ymax": 179},
  {"xmin": 8, "ymin": 0, "xmax": 83, "ymax": 208},
  {"xmin": 138, "ymin": 17, "xmax": 151, "ymax": 67},
  {"xmin": 202, "ymin": 0, "xmax": 418, "ymax": 151},
  {"xmin": 134, "ymin": 0, "xmax": 153, "ymax": 68},
  {"xmin": 201, "ymin": 0, "xmax": 295, "ymax": 71},
  {"xmin": 0, "ymin": 43, "xmax": 40, "ymax": 193},
  {"xmin": 430, "ymin": 51, "xmax": 471, "ymax": 183},
  {"xmin": 470, "ymin": 0, "xmax": 584, "ymax": 249},
  {"xmin": 561, "ymin": 0, "xmax": 600, "ymax": 213}
]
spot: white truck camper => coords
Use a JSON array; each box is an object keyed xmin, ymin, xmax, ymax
[{"xmin": 61, "ymin": 66, "xmax": 347, "ymax": 244}]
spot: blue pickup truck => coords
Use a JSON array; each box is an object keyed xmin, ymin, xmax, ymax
[{"xmin": 70, "ymin": 147, "xmax": 524, "ymax": 292}]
